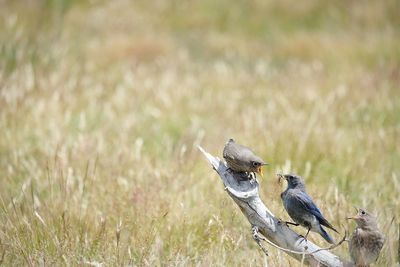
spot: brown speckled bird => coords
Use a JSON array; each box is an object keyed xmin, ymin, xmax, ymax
[
  {"xmin": 223, "ymin": 138, "xmax": 267, "ymax": 178},
  {"xmin": 348, "ymin": 208, "xmax": 385, "ymax": 267}
]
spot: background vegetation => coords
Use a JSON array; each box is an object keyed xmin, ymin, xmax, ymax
[{"xmin": 0, "ymin": 0, "xmax": 399, "ymax": 265}]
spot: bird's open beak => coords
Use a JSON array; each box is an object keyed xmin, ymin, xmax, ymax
[
  {"xmin": 257, "ymin": 167, "xmax": 263, "ymax": 177},
  {"xmin": 256, "ymin": 163, "xmax": 268, "ymax": 177}
]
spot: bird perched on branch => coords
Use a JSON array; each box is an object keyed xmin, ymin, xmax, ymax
[
  {"xmin": 348, "ymin": 208, "xmax": 385, "ymax": 267},
  {"xmin": 223, "ymin": 138, "xmax": 267, "ymax": 178},
  {"xmin": 279, "ymin": 174, "xmax": 338, "ymax": 244}
]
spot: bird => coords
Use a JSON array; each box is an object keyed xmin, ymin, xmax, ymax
[
  {"xmin": 279, "ymin": 174, "xmax": 338, "ymax": 244},
  {"xmin": 348, "ymin": 208, "xmax": 385, "ymax": 267},
  {"xmin": 223, "ymin": 138, "xmax": 267, "ymax": 178}
]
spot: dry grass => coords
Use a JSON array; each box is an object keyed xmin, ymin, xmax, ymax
[{"xmin": 0, "ymin": 0, "xmax": 399, "ymax": 266}]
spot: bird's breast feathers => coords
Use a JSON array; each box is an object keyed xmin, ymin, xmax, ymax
[{"xmin": 350, "ymin": 228, "xmax": 384, "ymax": 265}]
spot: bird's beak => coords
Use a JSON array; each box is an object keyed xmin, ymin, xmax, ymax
[
  {"xmin": 257, "ymin": 166, "xmax": 264, "ymax": 177},
  {"xmin": 347, "ymin": 206, "xmax": 360, "ymax": 220},
  {"xmin": 257, "ymin": 162, "xmax": 269, "ymax": 177},
  {"xmin": 347, "ymin": 209, "xmax": 361, "ymax": 221}
]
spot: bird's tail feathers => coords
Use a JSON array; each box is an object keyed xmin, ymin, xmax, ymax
[
  {"xmin": 319, "ymin": 226, "xmax": 335, "ymax": 244},
  {"xmin": 324, "ymin": 221, "xmax": 339, "ymax": 234}
]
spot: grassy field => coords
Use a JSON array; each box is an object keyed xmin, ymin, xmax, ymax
[{"xmin": 1, "ymin": 0, "xmax": 399, "ymax": 266}]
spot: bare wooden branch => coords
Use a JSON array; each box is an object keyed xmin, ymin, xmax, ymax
[{"xmin": 199, "ymin": 146, "xmax": 352, "ymax": 267}]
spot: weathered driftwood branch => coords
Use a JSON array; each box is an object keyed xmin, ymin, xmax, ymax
[{"xmin": 199, "ymin": 146, "xmax": 350, "ymax": 267}]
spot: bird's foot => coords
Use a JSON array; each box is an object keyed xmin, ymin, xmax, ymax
[
  {"xmin": 298, "ymin": 235, "xmax": 308, "ymax": 244},
  {"xmin": 299, "ymin": 228, "xmax": 310, "ymax": 244}
]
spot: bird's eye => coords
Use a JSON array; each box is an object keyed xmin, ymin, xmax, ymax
[
  {"xmin": 361, "ymin": 210, "xmax": 366, "ymax": 215},
  {"xmin": 252, "ymin": 161, "xmax": 259, "ymax": 167}
]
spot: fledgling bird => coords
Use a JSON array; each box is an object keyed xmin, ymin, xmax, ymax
[
  {"xmin": 348, "ymin": 208, "xmax": 385, "ymax": 267},
  {"xmin": 223, "ymin": 138, "xmax": 267, "ymax": 178},
  {"xmin": 279, "ymin": 174, "xmax": 339, "ymax": 244}
]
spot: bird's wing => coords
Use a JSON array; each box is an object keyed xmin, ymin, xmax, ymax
[
  {"xmin": 223, "ymin": 143, "xmax": 235, "ymax": 159},
  {"xmin": 223, "ymin": 150, "xmax": 235, "ymax": 160},
  {"xmin": 290, "ymin": 190, "xmax": 338, "ymax": 233},
  {"xmin": 223, "ymin": 143, "xmax": 252, "ymax": 160}
]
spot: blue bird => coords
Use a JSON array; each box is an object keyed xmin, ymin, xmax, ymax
[{"xmin": 280, "ymin": 174, "xmax": 338, "ymax": 244}]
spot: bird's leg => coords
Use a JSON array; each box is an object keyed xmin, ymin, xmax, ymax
[
  {"xmin": 285, "ymin": 221, "xmax": 300, "ymax": 227},
  {"xmin": 299, "ymin": 227, "xmax": 311, "ymax": 244},
  {"xmin": 277, "ymin": 219, "xmax": 299, "ymax": 227},
  {"xmin": 304, "ymin": 227, "xmax": 311, "ymax": 239}
]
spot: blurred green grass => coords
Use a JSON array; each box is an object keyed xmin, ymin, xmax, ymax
[{"xmin": 0, "ymin": 0, "xmax": 399, "ymax": 266}]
